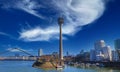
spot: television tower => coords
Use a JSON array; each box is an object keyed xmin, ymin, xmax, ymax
[{"xmin": 58, "ymin": 17, "xmax": 64, "ymax": 61}]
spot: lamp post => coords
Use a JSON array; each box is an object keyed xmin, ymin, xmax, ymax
[{"xmin": 58, "ymin": 17, "xmax": 64, "ymax": 63}]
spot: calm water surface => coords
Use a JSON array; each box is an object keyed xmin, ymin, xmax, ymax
[{"xmin": 0, "ymin": 61, "xmax": 120, "ymax": 72}]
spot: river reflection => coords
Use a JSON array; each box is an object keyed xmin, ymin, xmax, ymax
[{"xmin": 0, "ymin": 61, "xmax": 120, "ymax": 72}]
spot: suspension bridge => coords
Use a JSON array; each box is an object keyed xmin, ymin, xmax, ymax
[{"xmin": 0, "ymin": 48, "xmax": 38, "ymax": 61}]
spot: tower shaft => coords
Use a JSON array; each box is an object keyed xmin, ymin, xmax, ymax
[{"xmin": 59, "ymin": 24, "xmax": 63, "ymax": 60}]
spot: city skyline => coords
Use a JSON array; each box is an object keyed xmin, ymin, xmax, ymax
[
  {"xmin": 90, "ymin": 40, "xmax": 112, "ymax": 61},
  {"xmin": 0, "ymin": 0, "xmax": 120, "ymax": 56}
]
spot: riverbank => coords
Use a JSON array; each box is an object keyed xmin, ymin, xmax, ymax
[
  {"xmin": 67, "ymin": 61, "xmax": 120, "ymax": 68},
  {"xmin": 32, "ymin": 60, "xmax": 57, "ymax": 68}
]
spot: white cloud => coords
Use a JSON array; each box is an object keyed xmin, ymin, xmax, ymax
[
  {"xmin": 53, "ymin": 0, "xmax": 105, "ymax": 25},
  {"xmin": 16, "ymin": 0, "xmax": 44, "ymax": 19},
  {"xmin": 1, "ymin": 0, "xmax": 44, "ymax": 19},
  {"xmin": 1, "ymin": 0, "xmax": 108, "ymax": 41},
  {"xmin": 0, "ymin": 32, "xmax": 9, "ymax": 36},
  {"xmin": 20, "ymin": 27, "xmax": 59, "ymax": 41},
  {"xmin": 0, "ymin": 32, "xmax": 16, "ymax": 39},
  {"xmin": 19, "ymin": 0, "xmax": 107, "ymax": 41}
]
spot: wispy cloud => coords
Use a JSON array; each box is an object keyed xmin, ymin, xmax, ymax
[
  {"xmin": 1, "ymin": 0, "xmax": 108, "ymax": 41},
  {"xmin": 16, "ymin": 0, "xmax": 44, "ymax": 19},
  {"xmin": 19, "ymin": 0, "xmax": 107, "ymax": 41},
  {"xmin": 19, "ymin": 26, "xmax": 69, "ymax": 41},
  {"xmin": 1, "ymin": 0, "xmax": 44, "ymax": 19},
  {"xmin": 0, "ymin": 32, "xmax": 9, "ymax": 36},
  {"xmin": 0, "ymin": 32, "xmax": 16, "ymax": 40}
]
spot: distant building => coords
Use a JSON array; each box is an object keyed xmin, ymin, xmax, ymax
[
  {"xmin": 102, "ymin": 46, "xmax": 112, "ymax": 61},
  {"xmin": 90, "ymin": 49, "xmax": 96, "ymax": 61},
  {"xmin": 94, "ymin": 40, "xmax": 105, "ymax": 61},
  {"xmin": 38, "ymin": 49, "xmax": 43, "ymax": 56},
  {"xmin": 112, "ymin": 50, "xmax": 119, "ymax": 61},
  {"xmin": 76, "ymin": 51, "xmax": 90, "ymax": 61},
  {"xmin": 90, "ymin": 40, "xmax": 112, "ymax": 61},
  {"xmin": 94, "ymin": 40, "xmax": 105, "ymax": 50},
  {"xmin": 66, "ymin": 51, "xmax": 69, "ymax": 56},
  {"xmin": 115, "ymin": 39, "xmax": 120, "ymax": 60},
  {"xmin": 96, "ymin": 51, "xmax": 104, "ymax": 61},
  {"xmin": 52, "ymin": 52, "xmax": 59, "ymax": 59},
  {"xmin": 39, "ymin": 55, "xmax": 52, "ymax": 62},
  {"xmin": 64, "ymin": 55, "xmax": 73, "ymax": 62},
  {"xmin": 15, "ymin": 53, "xmax": 20, "ymax": 57},
  {"xmin": 38, "ymin": 52, "xmax": 59, "ymax": 62}
]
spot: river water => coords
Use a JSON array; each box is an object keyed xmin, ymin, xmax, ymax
[{"xmin": 0, "ymin": 61, "xmax": 120, "ymax": 72}]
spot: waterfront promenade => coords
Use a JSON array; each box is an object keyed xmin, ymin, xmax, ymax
[
  {"xmin": 0, "ymin": 56, "xmax": 37, "ymax": 61},
  {"xmin": 68, "ymin": 61, "xmax": 120, "ymax": 68}
]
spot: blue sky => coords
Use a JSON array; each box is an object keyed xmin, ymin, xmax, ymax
[{"xmin": 0, "ymin": 0, "xmax": 120, "ymax": 56}]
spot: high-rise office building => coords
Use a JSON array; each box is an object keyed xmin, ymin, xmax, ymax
[
  {"xmin": 66, "ymin": 51, "xmax": 69, "ymax": 56},
  {"xmin": 102, "ymin": 46, "xmax": 112, "ymax": 61},
  {"xmin": 96, "ymin": 51, "xmax": 104, "ymax": 61},
  {"xmin": 112, "ymin": 50, "xmax": 119, "ymax": 61},
  {"xmin": 115, "ymin": 39, "xmax": 120, "ymax": 60},
  {"xmin": 94, "ymin": 40, "xmax": 105, "ymax": 61},
  {"xmin": 90, "ymin": 49, "xmax": 96, "ymax": 61},
  {"xmin": 38, "ymin": 49, "xmax": 43, "ymax": 56},
  {"xmin": 90, "ymin": 40, "xmax": 112, "ymax": 61},
  {"xmin": 94, "ymin": 40, "xmax": 105, "ymax": 50}
]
